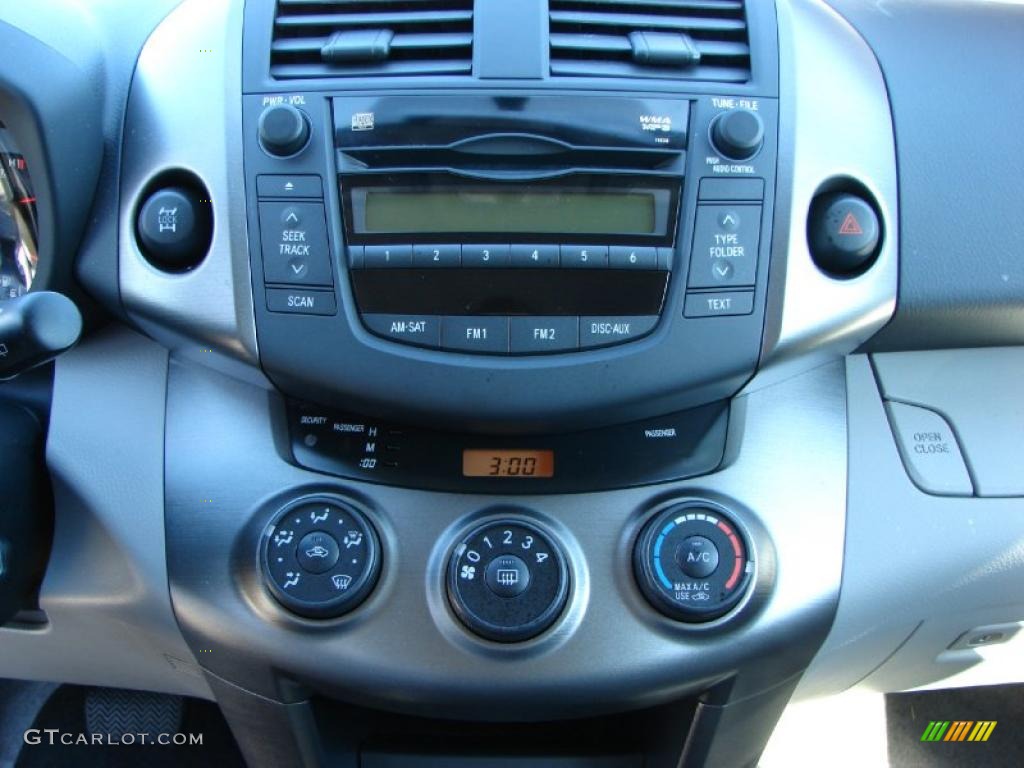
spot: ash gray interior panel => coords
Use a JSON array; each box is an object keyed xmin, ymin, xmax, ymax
[
  {"xmin": 164, "ymin": 357, "xmax": 847, "ymax": 719},
  {"xmin": 797, "ymin": 354, "xmax": 1024, "ymax": 698},
  {"xmin": 874, "ymin": 348, "xmax": 1024, "ymax": 497},
  {"xmin": 0, "ymin": 327, "xmax": 210, "ymax": 699},
  {"xmin": 827, "ymin": 0, "xmax": 1024, "ymax": 351}
]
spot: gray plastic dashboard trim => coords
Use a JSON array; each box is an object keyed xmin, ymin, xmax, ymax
[
  {"xmin": 797, "ymin": 354, "xmax": 1024, "ymax": 698},
  {"xmin": 119, "ymin": 0, "xmax": 260, "ymax": 379},
  {"xmin": 164, "ymin": 357, "xmax": 846, "ymax": 718},
  {"xmin": 753, "ymin": 0, "xmax": 898, "ymax": 387},
  {"xmin": 0, "ymin": 326, "xmax": 211, "ymax": 699}
]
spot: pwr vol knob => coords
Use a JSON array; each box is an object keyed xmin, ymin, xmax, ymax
[{"xmin": 634, "ymin": 502, "xmax": 754, "ymax": 622}]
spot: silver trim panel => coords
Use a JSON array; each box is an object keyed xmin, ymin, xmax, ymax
[
  {"xmin": 119, "ymin": 0, "xmax": 259, "ymax": 372},
  {"xmin": 165, "ymin": 358, "xmax": 846, "ymax": 717},
  {"xmin": 0, "ymin": 327, "xmax": 211, "ymax": 699},
  {"xmin": 755, "ymin": 0, "xmax": 898, "ymax": 385}
]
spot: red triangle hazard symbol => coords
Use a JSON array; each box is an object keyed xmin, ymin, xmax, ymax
[{"xmin": 838, "ymin": 212, "xmax": 863, "ymax": 236}]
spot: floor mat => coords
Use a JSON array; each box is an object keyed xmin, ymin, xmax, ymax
[
  {"xmin": 15, "ymin": 685, "xmax": 245, "ymax": 768},
  {"xmin": 886, "ymin": 683, "xmax": 1024, "ymax": 768}
]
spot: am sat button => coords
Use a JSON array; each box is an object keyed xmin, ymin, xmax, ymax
[
  {"xmin": 579, "ymin": 316, "xmax": 658, "ymax": 349},
  {"xmin": 684, "ymin": 291, "xmax": 754, "ymax": 318},
  {"xmin": 363, "ymin": 314, "xmax": 440, "ymax": 348},
  {"xmin": 267, "ymin": 289, "xmax": 337, "ymax": 316}
]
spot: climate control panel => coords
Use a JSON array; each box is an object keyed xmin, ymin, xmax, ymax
[{"xmin": 634, "ymin": 501, "xmax": 754, "ymax": 622}]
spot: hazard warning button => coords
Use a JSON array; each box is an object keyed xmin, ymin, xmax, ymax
[{"xmin": 808, "ymin": 193, "xmax": 882, "ymax": 276}]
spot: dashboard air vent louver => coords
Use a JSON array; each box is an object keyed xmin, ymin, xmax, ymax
[
  {"xmin": 270, "ymin": 0, "xmax": 474, "ymax": 79},
  {"xmin": 549, "ymin": 0, "xmax": 751, "ymax": 82}
]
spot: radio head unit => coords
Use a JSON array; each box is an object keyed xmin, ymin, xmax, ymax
[
  {"xmin": 333, "ymin": 95, "xmax": 688, "ymax": 353},
  {"xmin": 243, "ymin": 91, "xmax": 777, "ymax": 432}
]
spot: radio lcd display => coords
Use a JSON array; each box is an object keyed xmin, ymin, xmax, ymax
[
  {"xmin": 362, "ymin": 189, "xmax": 658, "ymax": 236},
  {"xmin": 342, "ymin": 174, "xmax": 679, "ymax": 246}
]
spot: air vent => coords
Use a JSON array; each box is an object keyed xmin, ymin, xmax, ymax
[
  {"xmin": 549, "ymin": 0, "xmax": 751, "ymax": 82},
  {"xmin": 270, "ymin": 0, "xmax": 474, "ymax": 79}
]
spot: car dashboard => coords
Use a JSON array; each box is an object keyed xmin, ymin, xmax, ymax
[{"xmin": 0, "ymin": 1, "xmax": 1023, "ymax": 767}]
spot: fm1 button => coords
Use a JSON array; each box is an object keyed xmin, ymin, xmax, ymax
[
  {"xmin": 297, "ymin": 531, "xmax": 341, "ymax": 574},
  {"xmin": 486, "ymin": 555, "xmax": 531, "ymax": 598},
  {"xmin": 676, "ymin": 536, "xmax": 719, "ymax": 578}
]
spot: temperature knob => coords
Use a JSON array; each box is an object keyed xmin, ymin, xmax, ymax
[
  {"xmin": 710, "ymin": 108, "xmax": 764, "ymax": 160},
  {"xmin": 634, "ymin": 501, "xmax": 753, "ymax": 622}
]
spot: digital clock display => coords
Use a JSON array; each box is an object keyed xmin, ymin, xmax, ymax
[{"xmin": 463, "ymin": 450, "xmax": 554, "ymax": 478}]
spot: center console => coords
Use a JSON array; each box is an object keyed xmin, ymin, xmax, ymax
[{"xmin": 110, "ymin": 0, "xmax": 900, "ymax": 766}]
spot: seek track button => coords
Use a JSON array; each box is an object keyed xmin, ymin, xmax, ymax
[{"xmin": 260, "ymin": 201, "xmax": 333, "ymax": 286}]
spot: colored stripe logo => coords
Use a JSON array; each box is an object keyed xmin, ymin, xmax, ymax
[{"xmin": 921, "ymin": 721, "xmax": 997, "ymax": 742}]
